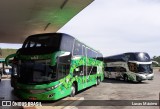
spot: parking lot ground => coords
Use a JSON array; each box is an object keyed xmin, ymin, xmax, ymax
[
  {"xmin": 75, "ymin": 71, "xmax": 160, "ymax": 109},
  {"xmin": 0, "ymin": 71, "xmax": 160, "ymax": 109},
  {"xmin": 2, "ymin": 74, "xmax": 11, "ymax": 79}
]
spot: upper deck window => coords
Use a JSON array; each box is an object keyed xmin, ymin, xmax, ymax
[
  {"xmin": 73, "ymin": 40, "xmax": 83, "ymax": 56},
  {"xmin": 20, "ymin": 33, "xmax": 74, "ymax": 55},
  {"xmin": 23, "ymin": 34, "xmax": 61, "ymax": 49},
  {"xmin": 125, "ymin": 52, "xmax": 150, "ymax": 62},
  {"xmin": 60, "ymin": 34, "xmax": 74, "ymax": 53},
  {"xmin": 136, "ymin": 53, "xmax": 150, "ymax": 62}
]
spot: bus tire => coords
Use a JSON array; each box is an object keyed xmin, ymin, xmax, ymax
[
  {"xmin": 123, "ymin": 75, "xmax": 128, "ymax": 82},
  {"xmin": 70, "ymin": 83, "xmax": 76, "ymax": 97}
]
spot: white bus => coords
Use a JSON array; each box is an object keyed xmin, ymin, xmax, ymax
[{"xmin": 104, "ymin": 52, "xmax": 154, "ymax": 82}]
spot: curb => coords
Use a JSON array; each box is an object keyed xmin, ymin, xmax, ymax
[{"xmin": 2, "ymin": 75, "xmax": 11, "ymax": 79}]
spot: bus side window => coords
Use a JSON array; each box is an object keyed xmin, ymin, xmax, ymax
[
  {"xmin": 73, "ymin": 66, "xmax": 83, "ymax": 76},
  {"xmin": 73, "ymin": 40, "xmax": 82, "ymax": 56},
  {"xmin": 57, "ymin": 55, "xmax": 71, "ymax": 79},
  {"xmin": 128, "ymin": 62, "xmax": 137, "ymax": 73},
  {"xmin": 60, "ymin": 35, "xmax": 74, "ymax": 53},
  {"xmin": 120, "ymin": 67, "xmax": 126, "ymax": 72},
  {"xmin": 87, "ymin": 48, "xmax": 95, "ymax": 58},
  {"xmin": 58, "ymin": 64, "xmax": 70, "ymax": 79},
  {"xmin": 91, "ymin": 67, "xmax": 97, "ymax": 74},
  {"xmin": 105, "ymin": 67, "xmax": 115, "ymax": 72},
  {"xmin": 93, "ymin": 51, "xmax": 97, "ymax": 59},
  {"xmin": 82, "ymin": 66, "xmax": 97, "ymax": 75}
]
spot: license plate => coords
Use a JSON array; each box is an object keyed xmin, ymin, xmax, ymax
[{"xmin": 29, "ymin": 97, "xmax": 37, "ymax": 100}]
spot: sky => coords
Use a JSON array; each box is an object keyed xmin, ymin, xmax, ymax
[
  {"xmin": 1, "ymin": 0, "xmax": 160, "ymax": 58},
  {"xmin": 58, "ymin": 0, "xmax": 160, "ymax": 57}
]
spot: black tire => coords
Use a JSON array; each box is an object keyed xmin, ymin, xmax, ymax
[
  {"xmin": 137, "ymin": 80, "xmax": 142, "ymax": 83},
  {"xmin": 11, "ymin": 78, "xmax": 15, "ymax": 87},
  {"xmin": 136, "ymin": 76, "xmax": 142, "ymax": 83},
  {"xmin": 124, "ymin": 75, "xmax": 128, "ymax": 82},
  {"xmin": 70, "ymin": 83, "xmax": 76, "ymax": 97}
]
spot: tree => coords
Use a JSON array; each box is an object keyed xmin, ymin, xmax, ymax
[{"xmin": 152, "ymin": 56, "xmax": 160, "ymax": 67}]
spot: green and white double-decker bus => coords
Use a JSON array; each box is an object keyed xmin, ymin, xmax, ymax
[
  {"xmin": 6, "ymin": 33, "xmax": 104, "ymax": 100},
  {"xmin": 104, "ymin": 52, "xmax": 153, "ymax": 82}
]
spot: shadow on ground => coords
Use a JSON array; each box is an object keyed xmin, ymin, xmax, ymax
[{"xmin": 102, "ymin": 78, "xmax": 149, "ymax": 84}]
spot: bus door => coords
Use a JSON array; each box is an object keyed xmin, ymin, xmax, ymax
[{"xmin": 82, "ymin": 45, "xmax": 87, "ymax": 88}]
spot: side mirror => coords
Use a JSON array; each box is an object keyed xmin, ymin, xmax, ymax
[{"xmin": 152, "ymin": 61, "xmax": 159, "ymax": 65}]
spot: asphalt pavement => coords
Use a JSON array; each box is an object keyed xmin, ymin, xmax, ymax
[{"xmin": 0, "ymin": 70, "xmax": 160, "ymax": 109}]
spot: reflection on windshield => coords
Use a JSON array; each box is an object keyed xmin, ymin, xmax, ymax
[
  {"xmin": 18, "ymin": 60, "xmax": 57, "ymax": 84},
  {"xmin": 137, "ymin": 53, "xmax": 151, "ymax": 62},
  {"xmin": 137, "ymin": 64, "xmax": 152, "ymax": 74},
  {"xmin": 23, "ymin": 34, "xmax": 61, "ymax": 49}
]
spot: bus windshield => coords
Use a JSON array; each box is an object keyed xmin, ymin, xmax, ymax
[
  {"xmin": 18, "ymin": 60, "xmax": 57, "ymax": 84},
  {"xmin": 22, "ymin": 34, "xmax": 61, "ymax": 49},
  {"xmin": 19, "ymin": 33, "xmax": 74, "ymax": 55},
  {"xmin": 125, "ymin": 52, "xmax": 151, "ymax": 62},
  {"xmin": 137, "ymin": 64, "xmax": 152, "ymax": 74},
  {"xmin": 16, "ymin": 54, "xmax": 72, "ymax": 84},
  {"xmin": 136, "ymin": 53, "xmax": 151, "ymax": 62}
]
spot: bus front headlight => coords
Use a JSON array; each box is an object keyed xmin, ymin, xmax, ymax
[{"xmin": 45, "ymin": 83, "xmax": 62, "ymax": 91}]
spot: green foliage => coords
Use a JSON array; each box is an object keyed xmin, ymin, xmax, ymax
[
  {"xmin": 0, "ymin": 49, "xmax": 17, "ymax": 58},
  {"xmin": 152, "ymin": 56, "xmax": 160, "ymax": 67}
]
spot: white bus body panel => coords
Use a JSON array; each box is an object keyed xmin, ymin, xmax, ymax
[{"xmin": 104, "ymin": 61, "xmax": 154, "ymax": 82}]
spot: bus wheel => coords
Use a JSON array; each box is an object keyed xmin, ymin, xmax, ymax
[
  {"xmin": 124, "ymin": 75, "xmax": 128, "ymax": 82},
  {"xmin": 70, "ymin": 84, "xmax": 76, "ymax": 97}
]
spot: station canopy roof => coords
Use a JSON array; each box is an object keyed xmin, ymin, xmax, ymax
[{"xmin": 0, "ymin": 0, "xmax": 94, "ymax": 43}]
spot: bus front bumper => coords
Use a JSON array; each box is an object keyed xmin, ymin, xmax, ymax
[
  {"xmin": 136, "ymin": 73, "xmax": 154, "ymax": 81},
  {"xmin": 14, "ymin": 87, "xmax": 71, "ymax": 100}
]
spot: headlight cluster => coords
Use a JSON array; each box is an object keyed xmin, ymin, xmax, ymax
[
  {"xmin": 28, "ymin": 83, "xmax": 62, "ymax": 94},
  {"xmin": 45, "ymin": 83, "xmax": 62, "ymax": 91}
]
